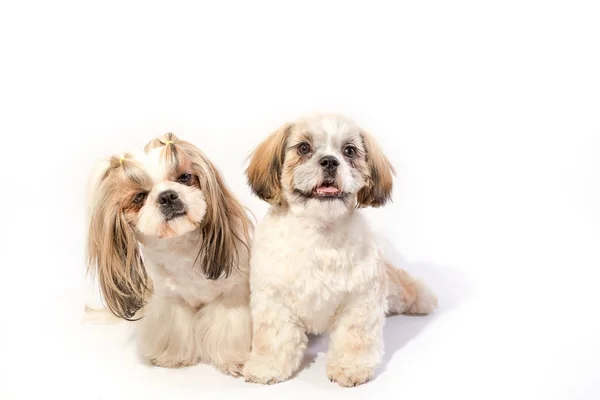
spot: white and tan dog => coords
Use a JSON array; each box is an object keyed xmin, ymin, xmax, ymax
[
  {"xmin": 86, "ymin": 133, "xmax": 253, "ymax": 376},
  {"xmin": 243, "ymin": 113, "xmax": 438, "ymax": 387}
]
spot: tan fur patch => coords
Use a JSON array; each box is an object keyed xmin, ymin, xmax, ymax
[
  {"xmin": 86, "ymin": 155, "xmax": 153, "ymax": 320},
  {"xmin": 245, "ymin": 124, "xmax": 292, "ymax": 206},
  {"xmin": 356, "ymin": 130, "xmax": 395, "ymax": 208},
  {"xmin": 385, "ymin": 261, "xmax": 416, "ymax": 314}
]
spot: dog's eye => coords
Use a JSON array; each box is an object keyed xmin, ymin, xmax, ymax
[
  {"xmin": 343, "ymin": 145, "xmax": 357, "ymax": 158},
  {"xmin": 298, "ymin": 143, "xmax": 311, "ymax": 156},
  {"xmin": 133, "ymin": 192, "xmax": 147, "ymax": 204},
  {"xmin": 178, "ymin": 173, "xmax": 192, "ymax": 184}
]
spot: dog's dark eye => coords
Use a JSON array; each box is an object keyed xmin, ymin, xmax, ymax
[
  {"xmin": 133, "ymin": 192, "xmax": 147, "ymax": 204},
  {"xmin": 343, "ymin": 145, "xmax": 357, "ymax": 158},
  {"xmin": 178, "ymin": 173, "xmax": 192, "ymax": 184},
  {"xmin": 298, "ymin": 143, "xmax": 311, "ymax": 156}
]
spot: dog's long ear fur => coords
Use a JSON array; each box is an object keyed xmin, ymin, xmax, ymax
[
  {"xmin": 86, "ymin": 157, "xmax": 149, "ymax": 320},
  {"xmin": 357, "ymin": 131, "xmax": 395, "ymax": 208},
  {"xmin": 178, "ymin": 141, "xmax": 253, "ymax": 280},
  {"xmin": 245, "ymin": 124, "xmax": 291, "ymax": 206}
]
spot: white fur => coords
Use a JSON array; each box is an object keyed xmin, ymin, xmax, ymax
[
  {"xmin": 244, "ymin": 114, "xmax": 438, "ymax": 387},
  {"xmin": 245, "ymin": 210, "xmax": 386, "ymax": 385},
  {"xmin": 135, "ymin": 229, "xmax": 251, "ymax": 374}
]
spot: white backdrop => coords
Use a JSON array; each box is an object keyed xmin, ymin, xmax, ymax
[{"xmin": 1, "ymin": 1, "xmax": 599, "ymax": 399}]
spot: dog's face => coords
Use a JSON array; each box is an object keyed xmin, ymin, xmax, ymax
[
  {"xmin": 114, "ymin": 144, "xmax": 208, "ymax": 240},
  {"xmin": 282, "ymin": 117, "xmax": 371, "ymax": 206},
  {"xmin": 246, "ymin": 114, "xmax": 395, "ymax": 217},
  {"xmin": 87, "ymin": 133, "xmax": 251, "ymax": 319}
]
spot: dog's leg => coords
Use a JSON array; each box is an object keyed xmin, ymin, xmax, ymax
[
  {"xmin": 243, "ymin": 300, "xmax": 307, "ymax": 385},
  {"xmin": 385, "ymin": 262, "xmax": 438, "ymax": 315},
  {"xmin": 136, "ymin": 296, "xmax": 199, "ymax": 368},
  {"xmin": 194, "ymin": 289, "xmax": 252, "ymax": 377},
  {"xmin": 326, "ymin": 279, "xmax": 386, "ymax": 387}
]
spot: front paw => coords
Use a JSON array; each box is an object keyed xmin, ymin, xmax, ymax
[
  {"xmin": 327, "ymin": 364, "xmax": 374, "ymax": 387},
  {"xmin": 149, "ymin": 355, "xmax": 198, "ymax": 369},
  {"xmin": 216, "ymin": 362, "xmax": 245, "ymax": 377},
  {"xmin": 243, "ymin": 357, "xmax": 290, "ymax": 385}
]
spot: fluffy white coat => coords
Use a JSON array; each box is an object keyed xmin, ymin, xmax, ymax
[{"xmin": 243, "ymin": 113, "xmax": 438, "ymax": 386}]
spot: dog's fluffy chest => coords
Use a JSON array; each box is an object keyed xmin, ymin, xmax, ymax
[
  {"xmin": 251, "ymin": 211, "xmax": 380, "ymax": 334},
  {"xmin": 141, "ymin": 231, "xmax": 241, "ymax": 307}
]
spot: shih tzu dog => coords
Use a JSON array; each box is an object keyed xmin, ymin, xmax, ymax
[
  {"xmin": 85, "ymin": 133, "xmax": 253, "ymax": 376},
  {"xmin": 243, "ymin": 113, "xmax": 438, "ymax": 387}
]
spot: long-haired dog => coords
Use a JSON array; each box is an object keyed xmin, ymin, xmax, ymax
[
  {"xmin": 243, "ymin": 113, "xmax": 438, "ymax": 386},
  {"xmin": 86, "ymin": 133, "xmax": 253, "ymax": 376}
]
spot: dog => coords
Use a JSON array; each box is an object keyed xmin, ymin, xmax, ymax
[
  {"xmin": 243, "ymin": 113, "xmax": 438, "ymax": 386},
  {"xmin": 85, "ymin": 133, "xmax": 253, "ymax": 376}
]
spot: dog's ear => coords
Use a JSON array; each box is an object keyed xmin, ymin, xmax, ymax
[
  {"xmin": 183, "ymin": 142, "xmax": 253, "ymax": 280},
  {"xmin": 245, "ymin": 124, "xmax": 292, "ymax": 206},
  {"xmin": 357, "ymin": 130, "xmax": 395, "ymax": 208},
  {"xmin": 85, "ymin": 156, "xmax": 149, "ymax": 320}
]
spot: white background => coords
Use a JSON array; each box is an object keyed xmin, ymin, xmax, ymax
[{"xmin": 1, "ymin": 1, "xmax": 599, "ymax": 399}]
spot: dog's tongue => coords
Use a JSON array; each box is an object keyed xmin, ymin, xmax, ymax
[{"xmin": 316, "ymin": 185, "xmax": 339, "ymax": 195}]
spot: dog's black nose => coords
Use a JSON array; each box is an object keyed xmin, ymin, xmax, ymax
[
  {"xmin": 319, "ymin": 156, "xmax": 340, "ymax": 170},
  {"xmin": 158, "ymin": 190, "xmax": 179, "ymax": 206},
  {"xmin": 158, "ymin": 190, "xmax": 185, "ymax": 219}
]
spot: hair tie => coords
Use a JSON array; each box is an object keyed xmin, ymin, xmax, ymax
[
  {"xmin": 119, "ymin": 156, "xmax": 125, "ymax": 164},
  {"xmin": 165, "ymin": 140, "xmax": 174, "ymax": 145}
]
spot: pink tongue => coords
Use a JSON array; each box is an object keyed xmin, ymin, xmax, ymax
[{"xmin": 316, "ymin": 186, "xmax": 339, "ymax": 194}]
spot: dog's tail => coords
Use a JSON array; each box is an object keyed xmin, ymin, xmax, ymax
[{"xmin": 385, "ymin": 261, "xmax": 438, "ymax": 315}]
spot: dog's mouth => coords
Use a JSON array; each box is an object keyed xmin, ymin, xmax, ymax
[
  {"xmin": 314, "ymin": 183, "xmax": 342, "ymax": 198},
  {"xmin": 164, "ymin": 209, "xmax": 187, "ymax": 221},
  {"xmin": 295, "ymin": 181, "xmax": 347, "ymax": 200}
]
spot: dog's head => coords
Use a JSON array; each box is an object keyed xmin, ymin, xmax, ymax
[
  {"xmin": 86, "ymin": 133, "xmax": 251, "ymax": 319},
  {"xmin": 246, "ymin": 113, "xmax": 394, "ymax": 218}
]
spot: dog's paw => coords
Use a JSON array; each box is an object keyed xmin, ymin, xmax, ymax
[
  {"xmin": 149, "ymin": 355, "xmax": 198, "ymax": 369},
  {"xmin": 243, "ymin": 357, "xmax": 289, "ymax": 385},
  {"xmin": 326, "ymin": 364, "xmax": 374, "ymax": 387},
  {"xmin": 216, "ymin": 362, "xmax": 245, "ymax": 377},
  {"xmin": 406, "ymin": 280, "xmax": 438, "ymax": 315}
]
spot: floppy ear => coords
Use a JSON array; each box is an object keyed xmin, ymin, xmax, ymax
[
  {"xmin": 85, "ymin": 158, "xmax": 149, "ymax": 320},
  {"xmin": 181, "ymin": 142, "xmax": 253, "ymax": 280},
  {"xmin": 245, "ymin": 124, "xmax": 291, "ymax": 206},
  {"xmin": 357, "ymin": 131, "xmax": 395, "ymax": 208}
]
